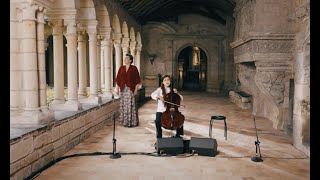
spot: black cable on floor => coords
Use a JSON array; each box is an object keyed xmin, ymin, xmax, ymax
[
  {"xmin": 24, "ymin": 152, "xmax": 113, "ymax": 180},
  {"xmin": 24, "ymin": 151, "xmax": 194, "ymax": 180}
]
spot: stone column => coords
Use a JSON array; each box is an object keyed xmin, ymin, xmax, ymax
[
  {"xmin": 129, "ymin": 40, "xmax": 136, "ymax": 64},
  {"xmin": 121, "ymin": 37, "xmax": 130, "ymax": 60},
  {"xmin": 21, "ymin": 5, "xmax": 39, "ymax": 112},
  {"xmin": 293, "ymin": 49, "xmax": 310, "ymax": 155},
  {"xmin": 49, "ymin": 20, "xmax": 65, "ymax": 107},
  {"xmin": 10, "ymin": 6, "xmax": 20, "ymax": 111},
  {"xmin": 100, "ymin": 43, "xmax": 105, "ymax": 91},
  {"xmin": 77, "ymin": 31, "xmax": 87, "ymax": 98},
  {"xmin": 84, "ymin": 30, "xmax": 102, "ymax": 104},
  {"xmin": 96, "ymin": 36, "xmax": 102, "ymax": 95},
  {"xmin": 135, "ymin": 44, "xmax": 142, "ymax": 72},
  {"xmin": 114, "ymin": 41, "xmax": 122, "ymax": 97},
  {"xmin": 11, "ymin": 4, "xmax": 52, "ymax": 124},
  {"xmin": 36, "ymin": 8, "xmax": 49, "ymax": 112},
  {"xmin": 102, "ymin": 39, "xmax": 112, "ymax": 98},
  {"xmin": 65, "ymin": 23, "xmax": 82, "ymax": 110}
]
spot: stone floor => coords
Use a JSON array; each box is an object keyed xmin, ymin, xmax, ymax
[{"xmin": 34, "ymin": 91, "xmax": 310, "ymax": 180}]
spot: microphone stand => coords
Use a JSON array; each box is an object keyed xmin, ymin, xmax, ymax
[
  {"xmin": 251, "ymin": 115, "xmax": 263, "ymax": 162},
  {"xmin": 110, "ymin": 112, "xmax": 121, "ymax": 159}
]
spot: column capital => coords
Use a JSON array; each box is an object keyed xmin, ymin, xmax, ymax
[
  {"xmin": 77, "ymin": 31, "xmax": 87, "ymax": 42},
  {"xmin": 36, "ymin": 10, "xmax": 45, "ymax": 24},
  {"xmin": 48, "ymin": 19, "xmax": 64, "ymax": 27},
  {"xmin": 121, "ymin": 37, "xmax": 130, "ymax": 44},
  {"xmin": 113, "ymin": 39, "xmax": 121, "ymax": 45},
  {"xmin": 114, "ymin": 42, "xmax": 121, "ymax": 48},
  {"xmin": 49, "ymin": 20, "xmax": 65, "ymax": 36},
  {"xmin": 101, "ymin": 39, "xmax": 112, "ymax": 46},
  {"xmin": 21, "ymin": 3, "xmax": 37, "ymax": 21},
  {"xmin": 65, "ymin": 23, "xmax": 77, "ymax": 36},
  {"xmin": 136, "ymin": 44, "xmax": 142, "ymax": 51}
]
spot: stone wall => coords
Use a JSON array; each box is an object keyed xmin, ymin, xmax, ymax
[
  {"xmin": 10, "ymin": 100, "xmax": 120, "ymax": 180},
  {"xmin": 231, "ymin": 0, "xmax": 309, "ymax": 156},
  {"xmin": 231, "ymin": 0, "xmax": 295, "ymax": 130},
  {"xmin": 140, "ymin": 14, "xmax": 234, "ymax": 93}
]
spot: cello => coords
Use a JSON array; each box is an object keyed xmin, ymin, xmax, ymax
[{"xmin": 160, "ymin": 78, "xmax": 185, "ymax": 130}]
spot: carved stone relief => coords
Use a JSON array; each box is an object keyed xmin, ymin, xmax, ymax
[
  {"xmin": 255, "ymin": 70, "xmax": 289, "ymax": 105},
  {"xmin": 234, "ymin": 39, "xmax": 294, "ymax": 57},
  {"xmin": 252, "ymin": 40, "xmax": 293, "ymax": 53}
]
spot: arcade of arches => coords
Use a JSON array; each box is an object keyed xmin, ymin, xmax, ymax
[{"xmin": 10, "ymin": 0, "xmax": 310, "ymax": 179}]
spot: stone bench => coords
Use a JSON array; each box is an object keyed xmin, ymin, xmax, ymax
[{"xmin": 229, "ymin": 90, "xmax": 252, "ymax": 109}]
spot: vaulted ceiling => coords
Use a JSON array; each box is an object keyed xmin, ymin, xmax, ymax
[{"xmin": 117, "ymin": 0, "xmax": 236, "ymax": 25}]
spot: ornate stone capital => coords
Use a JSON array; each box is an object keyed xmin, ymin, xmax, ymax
[
  {"xmin": 65, "ymin": 23, "xmax": 77, "ymax": 36},
  {"xmin": 77, "ymin": 31, "xmax": 87, "ymax": 42},
  {"xmin": 101, "ymin": 39, "xmax": 112, "ymax": 46},
  {"xmin": 136, "ymin": 44, "xmax": 142, "ymax": 51},
  {"xmin": 130, "ymin": 40, "xmax": 137, "ymax": 47},
  {"xmin": 48, "ymin": 19, "xmax": 64, "ymax": 35}
]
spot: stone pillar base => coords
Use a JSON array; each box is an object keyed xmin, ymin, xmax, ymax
[
  {"xmin": 49, "ymin": 102, "xmax": 82, "ymax": 111},
  {"xmin": 51, "ymin": 99, "xmax": 65, "ymax": 105},
  {"xmin": 10, "ymin": 110, "xmax": 54, "ymax": 125},
  {"xmin": 102, "ymin": 91, "xmax": 113, "ymax": 99},
  {"xmin": 78, "ymin": 95, "xmax": 87, "ymax": 99},
  {"xmin": 79, "ymin": 96, "xmax": 102, "ymax": 104},
  {"xmin": 64, "ymin": 100, "xmax": 82, "ymax": 111}
]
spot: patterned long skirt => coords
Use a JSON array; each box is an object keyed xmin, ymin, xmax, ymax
[{"xmin": 119, "ymin": 86, "xmax": 139, "ymax": 127}]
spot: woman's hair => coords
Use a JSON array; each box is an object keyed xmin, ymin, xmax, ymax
[
  {"xmin": 160, "ymin": 75, "xmax": 171, "ymax": 99},
  {"xmin": 126, "ymin": 54, "xmax": 134, "ymax": 64}
]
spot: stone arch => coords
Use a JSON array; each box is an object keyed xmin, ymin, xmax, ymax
[
  {"xmin": 174, "ymin": 43, "xmax": 210, "ymax": 91},
  {"xmin": 96, "ymin": 5, "xmax": 111, "ymax": 27},
  {"xmin": 143, "ymin": 22, "xmax": 176, "ymax": 34},
  {"xmin": 78, "ymin": 0, "xmax": 98, "ymax": 21},
  {"xmin": 122, "ymin": 21, "xmax": 129, "ymax": 38},
  {"xmin": 136, "ymin": 32, "xmax": 142, "ymax": 45},
  {"xmin": 51, "ymin": 0, "xmax": 80, "ymax": 9},
  {"xmin": 112, "ymin": 14, "xmax": 121, "ymax": 33},
  {"xmin": 130, "ymin": 27, "xmax": 135, "ymax": 41}
]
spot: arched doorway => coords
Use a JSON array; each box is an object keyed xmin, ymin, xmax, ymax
[{"xmin": 177, "ymin": 46, "xmax": 207, "ymax": 91}]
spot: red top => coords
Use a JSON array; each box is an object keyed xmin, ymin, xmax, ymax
[{"xmin": 116, "ymin": 65, "xmax": 141, "ymax": 93}]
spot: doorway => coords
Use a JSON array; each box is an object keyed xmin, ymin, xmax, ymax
[{"xmin": 177, "ymin": 46, "xmax": 207, "ymax": 91}]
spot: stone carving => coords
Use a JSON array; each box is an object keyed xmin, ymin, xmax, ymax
[
  {"xmin": 234, "ymin": 39, "xmax": 293, "ymax": 57},
  {"xmin": 300, "ymin": 100, "xmax": 310, "ymax": 116},
  {"xmin": 255, "ymin": 71, "xmax": 286, "ymax": 104},
  {"xmin": 252, "ymin": 40, "xmax": 293, "ymax": 53},
  {"xmin": 234, "ymin": 0, "xmax": 254, "ymax": 39},
  {"xmin": 296, "ymin": 2, "xmax": 310, "ymax": 21},
  {"xmin": 238, "ymin": 65, "xmax": 252, "ymax": 86}
]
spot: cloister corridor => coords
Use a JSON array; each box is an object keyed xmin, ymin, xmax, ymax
[{"xmin": 30, "ymin": 92, "xmax": 309, "ymax": 180}]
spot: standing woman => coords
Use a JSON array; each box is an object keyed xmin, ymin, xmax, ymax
[{"xmin": 115, "ymin": 54, "xmax": 141, "ymax": 127}]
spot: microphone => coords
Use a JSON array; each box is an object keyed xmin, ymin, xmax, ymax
[{"xmin": 251, "ymin": 115, "xmax": 263, "ymax": 162}]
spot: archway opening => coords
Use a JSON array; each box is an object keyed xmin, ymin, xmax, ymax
[{"xmin": 177, "ymin": 46, "xmax": 207, "ymax": 91}]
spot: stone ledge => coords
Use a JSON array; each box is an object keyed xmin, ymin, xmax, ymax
[
  {"xmin": 10, "ymin": 99, "xmax": 120, "ymax": 180},
  {"xmin": 229, "ymin": 90, "xmax": 252, "ymax": 109}
]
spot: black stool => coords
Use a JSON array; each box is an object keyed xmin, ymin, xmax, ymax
[{"xmin": 209, "ymin": 116, "xmax": 227, "ymax": 140}]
